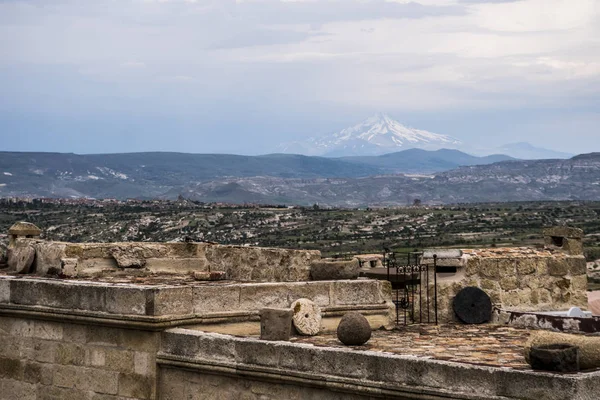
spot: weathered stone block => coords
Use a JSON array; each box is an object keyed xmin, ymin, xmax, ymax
[
  {"xmin": 62, "ymin": 323, "xmax": 86, "ymax": 344},
  {"xmin": 192, "ymin": 284, "xmax": 240, "ymax": 314},
  {"xmin": 0, "ymin": 357, "xmax": 24, "ymax": 380},
  {"xmin": 543, "ymin": 226, "xmax": 584, "ymax": 239},
  {"xmin": 33, "ymin": 321, "xmax": 63, "ymax": 341},
  {"xmin": 10, "ymin": 280, "xmax": 80, "ymax": 309},
  {"xmin": 1, "ymin": 379, "xmax": 36, "ymax": 400},
  {"xmin": 105, "ymin": 348, "xmax": 134, "ymax": 372},
  {"xmin": 260, "ymin": 308, "xmax": 293, "ymax": 341},
  {"xmin": 161, "ymin": 329, "xmax": 200, "ymax": 358},
  {"xmin": 500, "ymin": 277, "xmax": 518, "ymax": 291},
  {"xmin": 565, "ymin": 257, "xmax": 587, "ymax": 275},
  {"xmin": 54, "ymin": 343, "xmax": 86, "ymax": 365},
  {"xmin": 239, "ymin": 283, "xmax": 289, "ymax": 310},
  {"xmin": 120, "ymin": 329, "xmax": 159, "ymax": 353},
  {"xmin": 479, "ymin": 258, "xmax": 500, "ymax": 279},
  {"xmin": 7, "ymin": 239, "xmax": 36, "ymax": 274},
  {"xmin": 286, "ymin": 281, "xmax": 330, "ymax": 307},
  {"xmin": 465, "ymin": 257, "xmax": 480, "ymax": 277},
  {"xmin": 423, "ymin": 249, "xmax": 463, "ymax": 259},
  {"xmin": 149, "ymin": 287, "xmax": 193, "ymax": 316},
  {"xmin": 422, "ymin": 257, "xmax": 464, "ymax": 267},
  {"xmin": 32, "ymin": 341, "xmax": 56, "ymax": 363},
  {"xmin": 33, "ymin": 242, "xmax": 66, "ymax": 275},
  {"xmin": 23, "ymin": 361, "xmax": 53, "ymax": 385},
  {"xmin": 516, "ymin": 259, "xmax": 537, "ymax": 275},
  {"xmin": 570, "ymin": 275, "xmax": 588, "ymax": 291},
  {"xmin": 548, "ymin": 259, "xmax": 569, "ymax": 276},
  {"xmin": 60, "ymin": 258, "xmax": 78, "ymax": 277},
  {"xmin": 310, "ymin": 259, "xmax": 360, "ymax": 281},
  {"xmin": 332, "ymin": 280, "xmax": 382, "ymax": 305},
  {"xmin": 79, "ymin": 367, "xmax": 119, "ymax": 395},
  {"xmin": 480, "ymin": 279, "xmax": 499, "ymax": 291},
  {"xmin": 234, "ymin": 339, "xmax": 281, "ymax": 367},
  {"xmin": 563, "ymin": 238, "xmax": 583, "ymax": 255},
  {"xmin": 0, "ymin": 279, "xmax": 10, "ymax": 303},
  {"xmin": 147, "ymin": 257, "xmax": 209, "ymax": 275},
  {"xmin": 75, "ymin": 284, "xmax": 108, "ymax": 312},
  {"xmin": 118, "ymin": 373, "xmax": 154, "ymax": 398},
  {"xmin": 86, "ymin": 326, "xmax": 122, "ymax": 348},
  {"xmin": 497, "ymin": 259, "xmax": 516, "ymax": 277},
  {"xmin": 134, "ymin": 352, "xmax": 153, "ymax": 376},
  {"xmin": 192, "ymin": 270, "xmax": 227, "ymax": 281},
  {"xmin": 105, "ymin": 286, "xmax": 147, "ymax": 315},
  {"xmin": 86, "ymin": 348, "xmax": 106, "ymax": 367},
  {"xmin": 52, "ymin": 364, "xmax": 78, "ymax": 388}
]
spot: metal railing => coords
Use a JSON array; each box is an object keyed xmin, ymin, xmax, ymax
[{"xmin": 383, "ymin": 250, "xmax": 438, "ymax": 325}]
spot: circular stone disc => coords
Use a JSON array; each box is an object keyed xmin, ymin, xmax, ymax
[
  {"xmin": 291, "ymin": 298, "xmax": 322, "ymax": 336},
  {"xmin": 453, "ymin": 287, "xmax": 492, "ymax": 324}
]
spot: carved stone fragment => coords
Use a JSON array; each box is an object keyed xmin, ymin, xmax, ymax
[
  {"xmin": 7, "ymin": 239, "xmax": 36, "ymax": 274},
  {"xmin": 291, "ymin": 298, "xmax": 321, "ymax": 336}
]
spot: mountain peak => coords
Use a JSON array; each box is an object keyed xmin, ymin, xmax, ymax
[{"xmin": 277, "ymin": 114, "xmax": 461, "ymax": 157}]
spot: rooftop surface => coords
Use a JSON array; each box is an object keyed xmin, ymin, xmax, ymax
[{"xmin": 290, "ymin": 324, "xmax": 534, "ymax": 370}]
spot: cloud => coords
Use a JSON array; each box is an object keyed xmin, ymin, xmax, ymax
[
  {"xmin": 121, "ymin": 61, "xmax": 146, "ymax": 68},
  {"xmin": 0, "ymin": 0, "xmax": 598, "ymax": 154}
]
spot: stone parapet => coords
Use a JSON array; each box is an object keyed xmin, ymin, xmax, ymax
[
  {"xmin": 157, "ymin": 328, "xmax": 600, "ymax": 400},
  {"xmin": 0, "ymin": 276, "xmax": 393, "ymax": 331}
]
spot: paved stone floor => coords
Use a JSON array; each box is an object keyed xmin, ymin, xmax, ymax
[{"xmin": 290, "ymin": 324, "xmax": 532, "ymax": 370}]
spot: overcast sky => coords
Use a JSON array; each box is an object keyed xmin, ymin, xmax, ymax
[{"xmin": 1, "ymin": 0, "xmax": 598, "ymax": 155}]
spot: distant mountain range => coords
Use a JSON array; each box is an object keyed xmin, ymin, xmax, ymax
[
  {"xmin": 0, "ymin": 149, "xmax": 509, "ymax": 199},
  {"xmin": 489, "ymin": 142, "xmax": 574, "ymax": 160},
  {"xmin": 277, "ymin": 113, "xmax": 573, "ymax": 160},
  {"xmin": 177, "ymin": 153, "xmax": 600, "ymax": 206},
  {"xmin": 1, "ymin": 150, "xmax": 598, "ymax": 206}
]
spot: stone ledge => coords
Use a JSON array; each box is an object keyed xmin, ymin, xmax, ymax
[
  {"xmin": 0, "ymin": 277, "xmax": 389, "ymax": 318},
  {"xmin": 158, "ymin": 329, "xmax": 600, "ymax": 400}
]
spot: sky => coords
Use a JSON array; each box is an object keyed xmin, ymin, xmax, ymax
[{"xmin": 0, "ymin": 0, "xmax": 599, "ymax": 155}]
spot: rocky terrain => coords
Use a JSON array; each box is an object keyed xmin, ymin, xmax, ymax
[{"xmin": 179, "ymin": 153, "xmax": 600, "ymax": 206}]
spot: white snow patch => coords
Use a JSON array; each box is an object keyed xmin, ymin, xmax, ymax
[{"xmin": 96, "ymin": 167, "xmax": 128, "ymax": 180}]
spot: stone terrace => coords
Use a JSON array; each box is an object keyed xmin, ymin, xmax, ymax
[{"xmin": 291, "ymin": 324, "xmax": 533, "ymax": 370}]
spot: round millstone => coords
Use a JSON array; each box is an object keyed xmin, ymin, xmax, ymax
[
  {"xmin": 336, "ymin": 312, "xmax": 372, "ymax": 346},
  {"xmin": 291, "ymin": 298, "xmax": 322, "ymax": 336},
  {"xmin": 452, "ymin": 286, "xmax": 492, "ymax": 324}
]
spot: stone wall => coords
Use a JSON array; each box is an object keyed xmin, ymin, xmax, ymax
[
  {"xmin": 9, "ymin": 240, "xmax": 321, "ymax": 281},
  {"xmin": 432, "ymin": 248, "xmax": 589, "ymax": 323},
  {"xmin": 0, "ymin": 316, "xmax": 159, "ymax": 399},
  {"xmin": 0, "ymin": 274, "xmax": 394, "ymax": 399}
]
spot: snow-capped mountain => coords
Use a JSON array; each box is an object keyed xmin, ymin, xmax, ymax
[{"xmin": 277, "ymin": 113, "xmax": 461, "ymax": 156}]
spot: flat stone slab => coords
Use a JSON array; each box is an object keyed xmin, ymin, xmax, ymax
[{"xmin": 423, "ymin": 249, "xmax": 463, "ymax": 259}]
